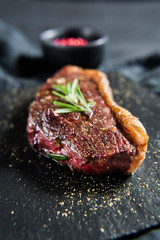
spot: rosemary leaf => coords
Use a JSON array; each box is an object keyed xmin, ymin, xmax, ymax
[
  {"xmin": 54, "ymin": 101, "xmax": 78, "ymax": 109},
  {"xmin": 77, "ymin": 86, "xmax": 89, "ymax": 109},
  {"xmin": 52, "ymin": 79, "xmax": 95, "ymax": 117},
  {"xmin": 54, "ymin": 108, "xmax": 84, "ymax": 114},
  {"xmin": 52, "ymin": 90, "xmax": 66, "ymax": 100},
  {"xmin": 70, "ymin": 78, "xmax": 78, "ymax": 103},
  {"xmin": 47, "ymin": 153, "xmax": 67, "ymax": 161},
  {"xmin": 53, "ymin": 84, "xmax": 68, "ymax": 95}
]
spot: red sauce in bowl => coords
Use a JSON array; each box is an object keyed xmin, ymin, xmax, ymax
[{"xmin": 53, "ymin": 37, "xmax": 88, "ymax": 47}]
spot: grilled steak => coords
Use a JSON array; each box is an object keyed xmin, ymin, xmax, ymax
[{"xmin": 27, "ymin": 66, "xmax": 148, "ymax": 174}]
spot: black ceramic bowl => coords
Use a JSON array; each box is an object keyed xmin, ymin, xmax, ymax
[{"xmin": 39, "ymin": 26, "xmax": 108, "ymax": 69}]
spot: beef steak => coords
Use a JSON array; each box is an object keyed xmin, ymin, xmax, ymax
[{"xmin": 27, "ymin": 66, "xmax": 148, "ymax": 174}]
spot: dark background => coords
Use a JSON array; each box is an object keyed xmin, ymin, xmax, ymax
[{"xmin": 1, "ymin": 0, "xmax": 160, "ymax": 66}]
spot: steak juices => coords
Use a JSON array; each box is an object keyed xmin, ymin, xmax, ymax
[{"xmin": 27, "ymin": 66, "xmax": 148, "ymax": 175}]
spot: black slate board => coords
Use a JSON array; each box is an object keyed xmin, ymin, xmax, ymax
[{"xmin": 0, "ymin": 72, "xmax": 160, "ymax": 240}]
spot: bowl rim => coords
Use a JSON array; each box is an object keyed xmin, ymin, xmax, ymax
[{"xmin": 39, "ymin": 26, "xmax": 108, "ymax": 49}]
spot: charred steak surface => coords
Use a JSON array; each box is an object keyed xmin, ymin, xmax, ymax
[{"xmin": 27, "ymin": 66, "xmax": 148, "ymax": 174}]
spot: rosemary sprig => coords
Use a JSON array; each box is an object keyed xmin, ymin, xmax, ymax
[
  {"xmin": 47, "ymin": 153, "xmax": 67, "ymax": 161},
  {"xmin": 52, "ymin": 78, "xmax": 95, "ymax": 117}
]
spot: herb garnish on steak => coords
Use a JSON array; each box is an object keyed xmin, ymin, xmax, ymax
[
  {"xmin": 27, "ymin": 65, "xmax": 148, "ymax": 174},
  {"xmin": 52, "ymin": 78, "xmax": 95, "ymax": 117}
]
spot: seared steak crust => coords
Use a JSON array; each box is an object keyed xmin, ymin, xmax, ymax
[{"xmin": 27, "ymin": 66, "xmax": 148, "ymax": 174}]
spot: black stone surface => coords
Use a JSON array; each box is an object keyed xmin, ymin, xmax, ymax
[{"xmin": 0, "ymin": 72, "xmax": 160, "ymax": 240}]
